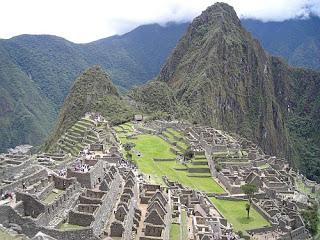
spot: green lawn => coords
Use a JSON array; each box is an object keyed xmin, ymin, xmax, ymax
[
  {"xmin": 210, "ymin": 198, "xmax": 270, "ymax": 232},
  {"xmin": 169, "ymin": 223, "xmax": 180, "ymax": 239},
  {"xmin": 181, "ymin": 210, "xmax": 188, "ymax": 239},
  {"xmin": 121, "ymin": 134, "xmax": 224, "ymax": 193},
  {"xmin": 0, "ymin": 230, "xmax": 24, "ymax": 240},
  {"xmin": 113, "ymin": 123, "xmax": 134, "ymax": 140},
  {"xmin": 163, "ymin": 128, "xmax": 189, "ymax": 150},
  {"xmin": 169, "ymin": 209, "xmax": 188, "ymax": 240},
  {"xmin": 259, "ymin": 164, "xmax": 270, "ymax": 169},
  {"xmin": 42, "ymin": 189, "xmax": 63, "ymax": 204}
]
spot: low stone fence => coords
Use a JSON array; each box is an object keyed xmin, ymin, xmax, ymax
[
  {"xmin": 170, "ymin": 148, "xmax": 179, "ymax": 155},
  {"xmin": 215, "ymin": 195, "xmax": 246, "ymax": 201},
  {"xmin": 246, "ymin": 225, "xmax": 276, "ymax": 235},
  {"xmin": 187, "ymin": 168, "xmax": 211, "ymax": 173},
  {"xmin": 153, "ymin": 158, "xmax": 176, "ymax": 162},
  {"xmin": 206, "ymin": 192, "xmax": 229, "ymax": 197},
  {"xmin": 251, "ymin": 201, "xmax": 274, "ymax": 223}
]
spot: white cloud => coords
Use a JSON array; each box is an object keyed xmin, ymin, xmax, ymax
[{"xmin": 0, "ymin": 0, "xmax": 319, "ymax": 43}]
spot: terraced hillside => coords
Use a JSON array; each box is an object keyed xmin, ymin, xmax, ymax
[
  {"xmin": 113, "ymin": 123, "xmax": 225, "ymax": 193},
  {"xmin": 161, "ymin": 127, "xmax": 189, "ymax": 153},
  {"xmin": 54, "ymin": 117, "xmax": 106, "ymax": 156}
]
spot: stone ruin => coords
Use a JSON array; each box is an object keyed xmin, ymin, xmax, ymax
[{"xmin": 0, "ymin": 117, "xmax": 316, "ymax": 240}]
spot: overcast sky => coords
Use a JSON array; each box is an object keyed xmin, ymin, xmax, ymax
[{"xmin": 1, "ymin": 0, "xmax": 320, "ymax": 43}]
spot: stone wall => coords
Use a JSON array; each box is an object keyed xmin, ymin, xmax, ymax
[
  {"xmin": 0, "ymin": 205, "xmax": 99, "ymax": 240},
  {"xmin": 246, "ymin": 225, "xmax": 275, "ymax": 235},
  {"xmin": 188, "ymin": 168, "xmax": 211, "ymax": 173},
  {"xmin": 67, "ymin": 160, "xmax": 104, "ymax": 189},
  {"xmin": 69, "ymin": 211, "xmax": 94, "ymax": 227},
  {"xmin": 0, "ymin": 169, "xmax": 48, "ymax": 195},
  {"xmin": 121, "ymin": 178, "xmax": 140, "ymax": 240},
  {"xmin": 90, "ymin": 171, "xmax": 122, "ymax": 236},
  {"xmin": 37, "ymin": 181, "xmax": 54, "ymax": 200},
  {"xmin": 216, "ymin": 172, "xmax": 242, "ymax": 194},
  {"xmin": 0, "ymin": 158, "xmax": 33, "ymax": 180}
]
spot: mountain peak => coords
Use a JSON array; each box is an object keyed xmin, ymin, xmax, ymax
[
  {"xmin": 77, "ymin": 65, "xmax": 119, "ymax": 96},
  {"xmin": 192, "ymin": 2, "xmax": 241, "ymax": 30},
  {"xmin": 155, "ymin": 1, "xmax": 290, "ymax": 158}
]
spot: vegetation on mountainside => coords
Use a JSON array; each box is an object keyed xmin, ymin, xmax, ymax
[
  {"xmin": 2, "ymin": 14, "xmax": 320, "ymax": 156},
  {"xmin": 0, "ymin": 23, "xmax": 187, "ymax": 152},
  {"xmin": 129, "ymin": 80, "xmax": 179, "ymax": 116},
  {"xmin": 287, "ymin": 68, "xmax": 320, "ymax": 181},
  {"xmin": 301, "ymin": 202, "xmax": 319, "ymax": 235},
  {"xmin": 0, "ymin": 45, "xmax": 56, "ymax": 152},
  {"xmin": 43, "ymin": 66, "xmax": 134, "ymax": 151},
  {"xmin": 131, "ymin": 3, "xmax": 320, "ymax": 182},
  {"xmin": 133, "ymin": 3, "xmax": 290, "ymax": 159},
  {"xmin": 242, "ymin": 16, "xmax": 320, "ymax": 71}
]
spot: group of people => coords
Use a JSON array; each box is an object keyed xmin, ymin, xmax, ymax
[
  {"xmin": 1, "ymin": 191, "xmax": 13, "ymax": 201},
  {"xmin": 74, "ymin": 163, "xmax": 91, "ymax": 173},
  {"xmin": 58, "ymin": 169, "xmax": 67, "ymax": 176}
]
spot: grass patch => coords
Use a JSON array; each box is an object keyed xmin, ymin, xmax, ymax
[
  {"xmin": 259, "ymin": 164, "xmax": 270, "ymax": 169},
  {"xmin": 210, "ymin": 198, "xmax": 270, "ymax": 232},
  {"xmin": 59, "ymin": 223, "xmax": 84, "ymax": 230},
  {"xmin": 0, "ymin": 230, "xmax": 25, "ymax": 240},
  {"xmin": 169, "ymin": 223, "xmax": 180, "ymax": 239},
  {"xmin": 167, "ymin": 128, "xmax": 184, "ymax": 138},
  {"xmin": 181, "ymin": 210, "xmax": 188, "ymax": 239},
  {"xmin": 42, "ymin": 189, "xmax": 63, "ymax": 204},
  {"xmin": 121, "ymin": 134, "xmax": 224, "ymax": 193}
]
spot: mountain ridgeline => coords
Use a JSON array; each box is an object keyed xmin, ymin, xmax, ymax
[
  {"xmin": 242, "ymin": 17, "xmax": 320, "ymax": 71},
  {"xmin": 131, "ymin": 3, "xmax": 320, "ymax": 181},
  {"xmin": 0, "ymin": 23, "xmax": 188, "ymax": 152},
  {"xmin": 1, "ymin": 2, "xmax": 320, "ymax": 181}
]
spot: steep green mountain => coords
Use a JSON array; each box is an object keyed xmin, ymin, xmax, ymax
[
  {"xmin": 0, "ymin": 44, "xmax": 56, "ymax": 152},
  {"xmin": 1, "ymin": 13, "xmax": 320, "ymax": 155},
  {"xmin": 43, "ymin": 66, "xmax": 133, "ymax": 151},
  {"xmin": 131, "ymin": 3, "xmax": 320, "ymax": 180},
  {"xmin": 0, "ymin": 23, "xmax": 187, "ymax": 151},
  {"xmin": 242, "ymin": 16, "xmax": 320, "ymax": 71},
  {"xmin": 2, "ymin": 35, "xmax": 88, "ymax": 107}
]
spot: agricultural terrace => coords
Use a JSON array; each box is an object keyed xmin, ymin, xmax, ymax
[
  {"xmin": 113, "ymin": 123, "xmax": 224, "ymax": 193},
  {"xmin": 210, "ymin": 197, "xmax": 270, "ymax": 232}
]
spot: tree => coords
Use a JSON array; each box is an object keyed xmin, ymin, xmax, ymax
[
  {"xmin": 241, "ymin": 183, "xmax": 257, "ymax": 219},
  {"xmin": 215, "ymin": 163, "xmax": 222, "ymax": 172},
  {"xmin": 241, "ymin": 183, "xmax": 258, "ymax": 202},
  {"xmin": 123, "ymin": 142, "xmax": 136, "ymax": 161},
  {"xmin": 126, "ymin": 152, "xmax": 132, "ymax": 161},
  {"xmin": 245, "ymin": 203, "xmax": 251, "ymax": 218},
  {"xmin": 123, "ymin": 142, "xmax": 136, "ymax": 152},
  {"xmin": 183, "ymin": 148, "xmax": 194, "ymax": 161},
  {"xmin": 301, "ymin": 201, "xmax": 319, "ymax": 236}
]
